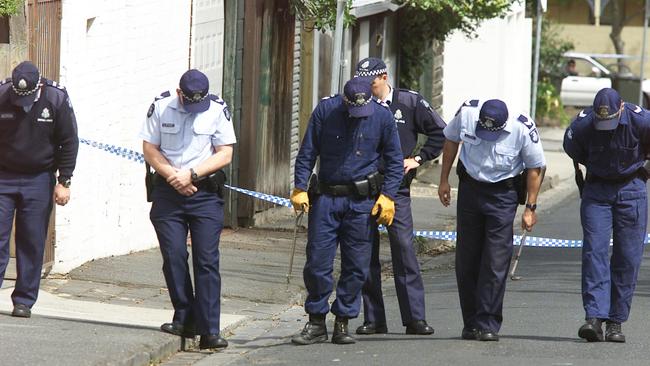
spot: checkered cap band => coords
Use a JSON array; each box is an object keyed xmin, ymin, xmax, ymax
[
  {"xmin": 478, "ymin": 117, "xmax": 507, "ymax": 132},
  {"xmin": 343, "ymin": 94, "xmax": 372, "ymax": 107},
  {"xmin": 355, "ymin": 68, "xmax": 387, "ymax": 77},
  {"xmin": 12, "ymin": 75, "xmax": 41, "ymax": 96},
  {"xmin": 179, "ymin": 89, "xmax": 208, "ymax": 103}
]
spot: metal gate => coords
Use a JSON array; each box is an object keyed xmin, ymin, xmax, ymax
[{"xmin": 10, "ymin": 0, "xmax": 62, "ymax": 276}]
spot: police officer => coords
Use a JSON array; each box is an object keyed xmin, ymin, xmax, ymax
[
  {"xmin": 353, "ymin": 57, "xmax": 445, "ymax": 335},
  {"xmin": 438, "ymin": 99, "xmax": 546, "ymax": 341},
  {"xmin": 563, "ymin": 88, "xmax": 650, "ymax": 343},
  {"xmin": 290, "ymin": 77, "xmax": 403, "ymax": 345},
  {"xmin": 139, "ymin": 69, "xmax": 236, "ymax": 350},
  {"xmin": 0, "ymin": 61, "xmax": 78, "ymax": 318}
]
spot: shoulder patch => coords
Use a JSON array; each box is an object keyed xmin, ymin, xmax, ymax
[
  {"xmin": 223, "ymin": 105, "xmax": 232, "ymax": 121},
  {"xmin": 529, "ymin": 128, "xmax": 539, "ymax": 143},
  {"xmin": 209, "ymin": 94, "xmax": 226, "ymax": 105},
  {"xmin": 147, "ymin": 103, "xmax": 155, "ymax": 118},
  {"xmin": 154, "ymin": 90, "xmax": 171, "ymax": 101},
  {"xmin": 518, "ymin": 114, "xmax": 534, "ymax": 129}
]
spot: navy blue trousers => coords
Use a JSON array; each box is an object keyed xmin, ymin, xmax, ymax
[
  {"xmin": 0, "ymin": 171, "xmax": 54, "ymax": 308},
  {"xmin": 456, "ymin": 180, "xmax": 517, "ymax": 333},
  {"xmin": 150, "ymin": 182, "xmax": 224, "ymax": 335},
  {"xmin": 581, "ymin": 177, "xmax": 647, "ymax": 323},
  {"xmin": 303, "ymin": 194, "xmax": 374, "ymax": 318},
  {"xmin": 361, "ymin": 186, "xmax": 426, "ymax": 325}
]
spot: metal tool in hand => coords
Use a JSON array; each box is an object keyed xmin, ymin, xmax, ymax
[
  {"xmin": 286, "ymin": 210, "xmax": 305, "ymax": 286},
  {"xmin": 510, "ymin": 230, "xmax": 527, "ymax": 281}
]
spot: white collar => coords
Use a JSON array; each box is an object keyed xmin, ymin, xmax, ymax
[{"xmin": 382, "ymin": 85, "xmax": 394, "ymax": 105}]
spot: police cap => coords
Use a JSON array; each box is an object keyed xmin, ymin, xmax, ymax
[
  {"xmin": 179, "ymin": 69, "xmax": 210, "ymax": 113},
  {"xmin": 343, "ymin": 77, "xmax": 374, "ymax": 118},
  {"xmin": 476, "ymin": 99, "xmax": 509, "ymax": 142},
  {"xmin": 592, "ymin": 88, "xmax": 622, "ymax": 130},
  {"xmin": 10, "ymin": 61, "xmax": 41, "ymax": 107}
]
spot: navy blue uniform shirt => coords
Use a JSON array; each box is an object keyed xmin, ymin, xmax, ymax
[
  {"xmin": 564, "ymin": 103, "xmax": 650, "ymax": 179},
  {"xmin": 387, "ymin": 88, "xmax": 446, "ymax": 161},
  {"xmin": 0, "ymin": 78, "xmax": 78, "ymax": 179},
  {"xmin": 294, "ymin": 95, "xmax": 403, "ymax": 200}
]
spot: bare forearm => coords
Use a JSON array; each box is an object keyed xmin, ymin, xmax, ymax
[
  {"xmin": 194, "ymin": 145, "xmax": 234, "ymax": 178},
  {"xmin": 440, "ymin": 140, "xmax": 460, "ymax": 184},
  {"xmin": 526, "ymin": 166, "xmax": 545, "ymax": 204},
  {"xmin": 143, "ymin": 141, "xmax": 176, "ymax": 179}
]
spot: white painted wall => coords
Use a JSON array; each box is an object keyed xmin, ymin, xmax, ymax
[
  {"xmin": 442, "ymin": 2, "xmax": 532, "ymax": 122},
  {"xmin": 54, "ymin": 0, "xmax": 192, "ymax": 273}
]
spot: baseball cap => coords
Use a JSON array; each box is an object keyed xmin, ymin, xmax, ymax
[
  {"xmin": 10, "ymin": 61, "xmax": 41, "ymax": 107},
  {"xmin": 592, "ymin": 88, "xmax": 622, "ymax": 130},
  {"xmin": 179, "ymin": 69, "xmax": 210, "ymax": 113},
  {"xmin": 343, "ymin": 77, "xmax": 374, "ymax": 118},
  {"xmin": 475, "ymin": 99, "xmax": 509, "ymax": 141},
  {"xmin": 354, "ymin": 57, "xmax": 387, "ymax": 78}
]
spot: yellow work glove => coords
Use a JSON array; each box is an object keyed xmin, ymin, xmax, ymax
[
  {"xmin": 290, "ymin": 188, "xmax": 309, "ymax": 213},
  {"xmin": 371, "ymin": 194, "xmax": 395, "ymax": 226}
]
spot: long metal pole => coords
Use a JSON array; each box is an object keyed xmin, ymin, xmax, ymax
[
  {"xmin": 331, "ymin": 0, "xmax": 346, "ymax": 95},
  {"xmin": 639, "ymin": 0, "xmax": 649, "ymax": 106},
  {"xmin": 531, "ymin": 1, "xmax": 543, "ymax": 119}
]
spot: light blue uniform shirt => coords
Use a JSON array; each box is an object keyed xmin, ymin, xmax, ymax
[
  {"xmin": 443, "ymin": 100, "xmax": 546, "ymax": 183},
  {"xmin": 139, "ymin": 94, "xmax": 237, "ymax": 170}
]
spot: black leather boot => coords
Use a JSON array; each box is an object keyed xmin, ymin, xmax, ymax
[
  {"xmin": 605, "ymin": 321, "xmax": 625, "ymax": 343},
  {"xmin": 331, "ymin": 316, "xmax": 356, "ymax": 344},
  {"xmin": 291, "ymin": 314, "xmax": 328, "ymax": 345},
  {"xmin": 578, "ymin": 318, "xmax": 603, "ymax": 342}
]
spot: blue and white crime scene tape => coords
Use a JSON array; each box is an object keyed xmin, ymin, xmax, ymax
[{"xmin": 80, "ymin": 138, "xmax": 645, "ymax": 248}]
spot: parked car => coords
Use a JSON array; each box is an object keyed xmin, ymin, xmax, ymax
[{"xmin": 560, "ymin": 51, "xmax": 650, "ymax": 108}]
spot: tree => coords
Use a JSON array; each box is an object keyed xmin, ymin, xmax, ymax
[{"xmin": 290, "ymin": 0, "xmax": 512, "ymax": 88}]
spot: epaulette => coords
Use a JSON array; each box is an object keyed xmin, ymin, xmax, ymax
[
  {"xmin": 45, "ymin": 79, "xmax": 66, "ymax": 90},
  {"xmin": 627, "ymin": 103, "xmax": 644, "ymax": 114},
  {"xmin": 455, "ymin": 99, "xmax": 479, "ymax": 116},
  {"xmin": 404, "ymin": 89, "xmax": 418, "ymax": 95},
  {"xmin": 576, "ymin": 108, "xmax": 590, "ymax": 120},
  {"xmin": 208, "ymin": 94, "xmax": 225, "ymax": 105},
  {"xmin": 154, "ymin": 90, "xmax": 171, "ymax": 101},
  {"xmin": 517, "ymin": 114, "xmax": 534, "ymax": 130},
  {"xmin": 321, "ymin": 94, "xmax": 336, "ymax": 100}
]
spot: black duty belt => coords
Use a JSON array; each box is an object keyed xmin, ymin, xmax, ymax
[
  {"xmin": 316, "ymin": 172, "xmax": 384, "ymax": 199},
  {"xmin": 457, "ymin": 161, "xmax": 516, "ymax": 190},
  {"xmin": 586, "ymin": 169, "xmax": 647, "ymax": 184}
]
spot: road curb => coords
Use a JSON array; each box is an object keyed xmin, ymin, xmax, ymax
[{"xmin": 115, "ymin": 316, "xmax": 249, "ymax": 366}]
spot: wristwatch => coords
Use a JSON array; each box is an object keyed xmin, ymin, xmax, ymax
[
  {"xmin": 58, "ymin": 177, "xmax": 71, "ymax": 188},
  {"xmin": 190, "ymin": 168, "xmax": 199, "ymax": 182},
  {"xmin": 414, "ymin": 155, "xmax": 423, "ymax": 164},
  {"xmin": 525, "ymin": 203, "xmax": 537, "ymax": 212}
]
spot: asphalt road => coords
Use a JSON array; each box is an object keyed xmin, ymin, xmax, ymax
[{"xmin": 182, "ymin": 187, "xmax": 650, "ymax": 366}]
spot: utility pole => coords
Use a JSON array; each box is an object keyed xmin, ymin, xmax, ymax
[
  {"xmin": 531, "ymin": 0, "xmax": 543, "ymax": 119},
  {"xmin": 640, "ymin": 0, "xmax": 649, "ymax": 106},
  {"xmin": 331, "ymin": 0, "xmax": 346, "ymax": 95}
]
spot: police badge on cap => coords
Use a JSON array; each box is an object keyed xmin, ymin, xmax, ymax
[
  {"xmin": 343, "ymin": 78, "xmax": 374, "ymax": 118},
  {"xmin": 475, "ymin": 99, "xmax": 509, "ymax": 142},
  {"xmin": 179, "ymin": 69, "xmax": 210, "ymax": 113},
  {"xmin": 10, "ymin": 61, "xmax": 41, "ymax": 107},
  {"xmin": 592, "ymin": 88, "xmax": 622, "ymax": 130}
]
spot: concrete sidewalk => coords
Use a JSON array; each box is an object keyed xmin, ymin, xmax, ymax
[{"xmin": 0, "ymin": 128, "xmax": 576, "ymax": 366}]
